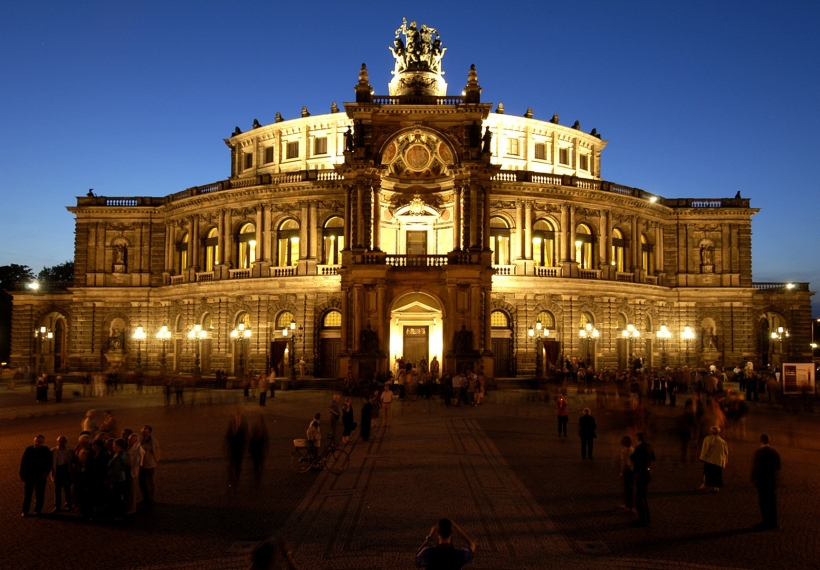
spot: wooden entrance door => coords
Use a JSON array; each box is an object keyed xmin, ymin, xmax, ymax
[
  {"xmin": 403, "ymin": 326, "xmax": 429, "ymax": 368},
  {"xmin": 492, "ymin": 338, "xmax": 512, "ymax": 377},
  {"xmin": 319, "ymin": 338, "xmax": 341, "ymax": 378}
]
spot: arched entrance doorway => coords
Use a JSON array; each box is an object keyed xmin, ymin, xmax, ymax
[{"xmin": 389, "ymin": 292, "xmax": 443, "ymax": 376}]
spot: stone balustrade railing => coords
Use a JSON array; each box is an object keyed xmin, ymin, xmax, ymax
[
  {"xmin": 317, "ymin": 265, "xmax": 340, "ymax": 276},
  {"xmin": 616, "ymin": 272, "xmax": 634, "ymax": 283},
  {"xmin": 579, "ymin": 269, "xmax": 601, "ymax": 280},
  {"xmin": 195, "ymin": 271, "xmax": 214, "ymax": 282},
  {"xmin": 493, "ymin": 265, "xmax": 515, "ymax": 276},
  {"xmin": 535, "ymin": 266, "xmax": 561, "ymax": 278},
  {"xmin": 753, "ymin": 282, "xmax": 810, "ymax": 291},
  {"xmin": 270, "ymin": 266, "xmax": 297, "ymax": 278},
  {"xmin": 229, "ymin": 268, "xmax": 251, "ymax": 279}
]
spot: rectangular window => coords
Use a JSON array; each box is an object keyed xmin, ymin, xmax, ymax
[
  {"xmin": 244, "ymin": 152, "xmax": 253, "ymax": 170},
  {"xmin": 507, "ymin": 137, "xmax": 519, "ymax": 156},
  {"xmin": 313, "ymin": 137, "xmax": 328, "ymax": 155},
  {"xmin": 264, "ymin": 146, "xmax": 274, "ymax": 164},
  {"xmin": 559, "ymin": 148, "xmax": 569, "ymax": 165},
  {"xmin": 286, "ymin": 141, "xmax": 299, "ymax": 159},
  {"xmin": 534, "ymin": 143, "xmax": 546, "ymax": 160},
  {"xmin": 579, "ymin": 154, "xmax": 589, "ymax": 171}
]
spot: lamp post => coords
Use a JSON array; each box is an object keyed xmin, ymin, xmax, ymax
[
  {"xmin": 681, "ymin": 325, "xmax": 695, "ymax": 366},
  {"xmin": 156, "ymin": 325, "xmax": 172, "ymax": 374},
  {"xmin": 132, "ymin": 325, "xmax": 146, "ymax": 372},
  {"xmin": 187, "ymin": 324, "xmax": 207, "ymax": 377},
  {"xmin": 34, "ymin": 326, "xmax": 53, "ymax": 374},
  {"xmin": 656, "ymin": 324, "xmax": 672, "ymax": 369},
  {"xmin": 282, "ymin": 319, "xmax": 303, "ymax": 381},
  {"xmin": 578, "ymin": 323, "xmax": 599, "ymax": 368},
  {"xmin": 230, "ymin": 323, "xmax": 252, "ymax": 380},
  {"xmin": 771, "ymin": 326, "xmax": 789, "ymax": 367},
  {"xmin": 528, "ymin": 318, "xmax": 549, "ymax": 379},
  {"xmin": 621, "ymin": 324, "xmax": 640, "ymax": 369}
]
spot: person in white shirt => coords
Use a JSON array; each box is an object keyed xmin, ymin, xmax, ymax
[
  {"xmin": 380, "ymin": 382, "xmax": 394, "ymax": 427},
  {"xmin": 126, "ymin": 433, "xmax": 144, "ymax": 515}
]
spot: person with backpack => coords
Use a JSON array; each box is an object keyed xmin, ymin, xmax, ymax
[{"xmin": 415, "ymin": 518, "xmax": 476, "ymax": 569}]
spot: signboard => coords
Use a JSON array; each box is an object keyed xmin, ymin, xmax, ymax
[{"xmin": 781, "ymin": 363, "xmax": 816, "ymax": 395}]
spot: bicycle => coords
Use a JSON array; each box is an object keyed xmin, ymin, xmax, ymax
[{"xmin": 291, "ymin": 437, "xmax": 350, "ymax": 474}]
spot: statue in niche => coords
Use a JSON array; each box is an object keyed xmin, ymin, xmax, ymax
[
  {"xmin": 700, "ymin": 244, "xmax": 713, "ymax": 267},
  {"xmin": 113, "ymin": 244, "xmax": 127, "ymax": 273},
  {"xmin": 454, "ymin": 325, "xmax": 474, "ymax": 355},
  {"xmin": 481, "ymin": 127, "xmax": 492, "ymax": 154},
  {"xmin": 359, "ymin": 325, "xmax": 379, "ymax": 355},
  {"xmin": 108, "ymin": 330, "xmax": 124, "ymax": 351},
  {"xmin": 701, "ymin": 326, "xmax": 717, "ymax": 349}
]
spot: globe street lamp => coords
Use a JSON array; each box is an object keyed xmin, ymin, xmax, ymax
[
  {"xmin": 187, "ymin": 324, "xmax": 207, "ymax": 377},
  {"xmin": 771, "ymin": 326, "xmax": 789, "ymax": 366},
  {"xmin": 656, "ymin": 324, "xmax": 672, "ymax": 368},
  {"xmin": 621, "ymin": 324, "xmax": 640, "ymax": 369},
  {"xmin": 528, "ymin": 318, "xmax": 549, "ymax": 379},
  {"xmin": 34, "ymin": 326, "xmax": 53, "ymax": 374},
  {"xmin": 132, "ymin": 325, "xmax": 146, "ymax": 372},
  {"xmin": 578, "ymin": 323, "xmax": 599, "ymax": 367},
  {"xmin": 282, "ymin": 319, "xmax": 303, "ymax": 381},
  {"xmin": 230, "ymin": 323, "xmax": 252, "ymax": 380},
  {"xmin": 681, "ymin": 325, "xmax": 696, "ymax": 366},
  {"xmin": 156, "ymin": 325, "xmax": 172, "ymax": 374}
]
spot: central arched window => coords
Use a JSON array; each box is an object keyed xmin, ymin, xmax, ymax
[
  {"xmin": 612, "ymin": 228, "xmax": 626, "ymax": 272},
  {"xmin": 277, "ymin": 219, "xmax": 300, "ymax": 267},
  {"xmin": 574, "ymin": 223, "xmax": 594, "ymax": 269},
  {"xmin": 237, "ymin": 223, "xmax": 256, "ymax": 269},
  {"xmin": 277, "ymin": 310, "xmax": 295, "ymax": 333},
  {"xmin": 175, "ymin": 232, "xmax": 189, "ymax": 274},
  {"xmin": 322, "ymin": 217, "xmax": 344, "ymax": 265},
  {"xmin": 323, "ymin": 310, "xmax": 341, "ymax": 328},
  {"xmin": 641, "ymin": 233, "xmax": 654, "ymax": 275},
  {"xmin": 490, "ymin": 217, "xmax": 511, "ymax": 265},
  {"xmin": 491, "ymin": 310, "xmax": 510, "ymax": 329},
  {"xmin": 532, "ymin": 219, "xmax": 555, "ymax": 267},
  {"xmin": 203, "ymin": 228, "xmax": 219, "ymax": 271},
  {"xmin": 537, "ymin": 310, "xmax": 556, "ymax": 330}
]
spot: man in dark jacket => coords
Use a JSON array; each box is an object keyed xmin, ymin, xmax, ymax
[
  {"xmin": 20, "ymin": 435, "xmax": 53, "ymax": 516},
  {"xmin": 630, "ymin": 432, "xmax": 655, "ymax": 526},
  {"xmin": 751, "ymin": 433, "xmax": 781, "ymax": 530},
  {"xmin": 578, "ymin": 407, "xmax": 597, "ymax": 459}
]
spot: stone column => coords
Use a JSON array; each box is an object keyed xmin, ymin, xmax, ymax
[
  {"xmin": 340, "ymin": 288, "xmax": 349, "ymax": 352},
  {"xmin": 343, "ymin": 186, "xmax": 352, "ymax": 250},
  {"xmin": 376, "ymin": 285, "xmax": 386, "ymax": 355},
  {"xmin": 217, "ymin": 212, "xmax": 225, "ymax": 265},
  {"xmin": 372, "ymin": 184, "xmax": 382, "ymax": 251},
  {"xmin": 255, "ymin": 207, "xmax": 264, "ymax": 262},
  {"xmin": 452, "ymin": 187, "xmax": 462, "ymax": 251},
  {"xmin": 568, "ymin": 207, "xmax": 576, "ymax": 263},
  {"xmin": 187, "ymin": 218, "xmax": 195, "ymax": 269},
  {"xmin": 482, "ymin": 185, "xmax": 491, "ymax": 251},
  {"xmin": 524, "ymin": 202, "xmax": 533, "ymax": 259},
  {"xmin": 165, "ymin": 222, "xmax": 173, "ymax": 271},
  {"xmin": 223, "ymin": 210, "xmax": 234, "ymax": 268},
  {"xmin": 483, "ymin": 289, "xmax": 492, "ymax": 353},
  {"xmin": 469, "ymin": 186, "xmax": 479, "ymax": 248},
  {"xmin": 356, "ymin": 185, "xmax": 364, "ymax": 248},
  {"xmin": 599, "ymin": 210, "xmax": 608, "ymax": 268},
  {"xmin": 299, "ymin": 202, "xmax": 309, "ymax": 259},
  {"xmin": 515, "ymin": 201, "xmax": 524, "ymax": 260},
  {"xmin": 656, "ymin": 223, "xmax": 664, "ymax": 274},
  {"xmin": 632, "ymin": 217, "xmax": 639, "ymax": 271},
  {"xmin": 560, "ymin": 205, "xmax": 570, "ymax": 261},
  {"xmin": 263, "ymin": 205, "xmax": 272, "ymax": 262},
  {"xmin": 309, "ymin": 201, "xmax": 318, "ymax": 259}
]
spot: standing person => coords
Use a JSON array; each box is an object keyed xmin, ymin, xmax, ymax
[
  {"xmin": 415, "ymin": 517, "xmax": 476, "ymax": 569},
  {"xmin": 107, "ymin": 438, "xmax": 130, "ymax": 519},
  {"xmin": 249, "ymin": 416, "xmax": 269, "ymax": 488},
  {"xmin": 751, "ymin": 433, "xmax": 781, "ymax": 530},
  {"xmin": 630, "ymin": 432, "xmax": 655, "ymax": 526},
  {"xmin": 126, "ymin": 433, "xmax": 143, "ymax": 515},
  {"xmin": 20, "ymin": 435, "xmax": 52, "ymax": 516},
  {"xmin": 101, "ymin": 410, "xmax": 118, "ymax": 439},
  {"xmin": 430, "ymin": 356, "xmax": 440, "ymax": 383},
  {"xmin": 341, "ymin": 397, "xmax": 356, "ymax": 444},
  {"xmin": 698, "ymin": 426, "xmax": 729, "ymax": 492},
  {"xmin": 360, "ymin": 394, "xmax": 373, "ymax": 442},
  {"xmin": 298, "ymin": 356, "xmax": 306, "ymax": 380},
  {"xmin": 139, "ymin": 425, "xmax": 161, "ymax": 506},
  {"xmin": 578, "ymin": 408, "xmax": 597, "ymax": 459},
  {"xmin": 556, "ymin": 397, "xmax": 569, "ymax": 437},
  {"xmin": 50, "ymin": 435, "xmax": 72, "ymax": 512},
  {"xmin": 226, "ymin": 411, "xmax": 248, "ymax": 491},
  {"xmin": 54, "ymin": 375, "xmax": 64, "ymax": 403},
  {"xmin": 328, "ymin": 393, "xmax": 342, "ymax": 441},
  {"xmin": 380, "ymin": 382, "xmax": 394, "ymax": 427},
  {"xmin": 619, "ymin": 436, "xmax": 635, "ymax": 512},
  {"xmin": 306, "ymin": 413, "xmax": 322, "ymax": 461},
  {"xmin": 258, "ymin": 373, "xmax": 268, "ymax": 407}
]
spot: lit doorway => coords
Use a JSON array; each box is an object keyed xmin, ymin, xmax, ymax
[{"xmin": 390, "ymin": 292, "xmax": 443, "ymax": 376}]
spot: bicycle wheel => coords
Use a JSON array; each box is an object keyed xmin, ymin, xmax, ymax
[
  {"xmin": 325, "ymin": 448, "xmax": 350, "ymax": 474},
  {"xmin": 291, "ymin": 448, "xmax": 312, "ymax": 473}
]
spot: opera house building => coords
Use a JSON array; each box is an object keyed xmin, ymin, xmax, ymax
[{"xmin": 11, "ymin": 22, "xmax": 813, "ymax": 381}]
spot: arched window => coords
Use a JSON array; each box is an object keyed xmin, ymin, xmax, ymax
[
  {"xmin": 276, "ymin": 311, "xmax": 295, "ymax": 333},
  {"xmin": 537, "ymin": 310, "xmax": 556, "ymax": 330},
  {"xmin": 612, "ymin": 228, "xmax": 626, "ymax": 273},
  {"xmin": 277, "ymin": 219, "xmax": 300, "ymax": 267},
  {"xmin": 491, "ymin": 310, "xmax": 510, "ymax": 329},
  {"xmin": 574, "ymin": 223, "xmax": 594, "ymax": 269},
  {"xmin": 235, "ymin": 312, "xmax": 250, "ymax": 329},
  {"xmin": 641, "ymin": 233, "xmax": 654, "ymax": 275},
  {"xmin": 204, "ymin": 228, "xmax": 219, "ymax": 272},
  {"xmin": 237, "ymin": 223, "xmax": 256, "ymax": 269},
  {"xmin": 322, "ymin": 217, "xmax": 344, "ymax": 265},
  {"xmin": 323, "ymin": 310, "xmax": 342, "ymax": 328},
  {"xmin": 175, "ymin": 232, "xmax": 189, "ymax": 274},
  {"xmin": 645, "ymin": 314, "xmax": 653, "ymax": 334},
  {"xmin": 532, "ymin": 219, "xmax": 555, "ymax": 267},
  {"xmin": 490, "ymin": 217, "xmax": 510, "ymax": 265},
  {"xmin": 617, "ymin": 313, "xmax": 628, "ymax": 330},
  {"xmin": 580, "ymin": 312, "xmax": 594, "ymax": 328}
]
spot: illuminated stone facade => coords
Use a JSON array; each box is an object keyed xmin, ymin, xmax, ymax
[{"xmin": 10, "ymin": 22, "xmax": 813, "ymax": 379}]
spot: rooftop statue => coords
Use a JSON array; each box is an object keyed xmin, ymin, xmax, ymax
[{"xmin": 390, "ymin": 17, "xmax": 447, "ymax": 76}]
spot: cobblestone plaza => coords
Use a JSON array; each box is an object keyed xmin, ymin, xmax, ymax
[{"xmin": 2, "ymin": 384, "xmax": 819, "ymax": 569}]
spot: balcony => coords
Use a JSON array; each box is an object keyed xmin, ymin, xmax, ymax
[{"xmin": 269, "ymin": 266, "xmax": 297, "ymax": 278}]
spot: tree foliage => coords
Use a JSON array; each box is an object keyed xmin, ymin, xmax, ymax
[
  {"xmin": 0, "ymin": 264, "xmax": 35, "ymax": 292},
  {"xmin": 38, "ymin": 261, "xmax": 74, "ymax": 283}
]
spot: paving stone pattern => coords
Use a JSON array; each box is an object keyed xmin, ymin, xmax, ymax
[{"xmin": 0, "ymin": 385, "xmax": 818, "ymax": 569}]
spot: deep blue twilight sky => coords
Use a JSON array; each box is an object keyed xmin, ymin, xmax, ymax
[{"xmin": 1, "ymin": 2, "xmax": 818, "ymax": 312}]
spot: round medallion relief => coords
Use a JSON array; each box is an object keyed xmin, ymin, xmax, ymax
[{"xmin": 404, "ymin": 144, "xmax": 431, "ymax": 170}]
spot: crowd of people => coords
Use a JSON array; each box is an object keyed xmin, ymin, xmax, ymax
[{"xmin": 19, "ymin": 409, "xmax": 161, "ymax": 522}]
